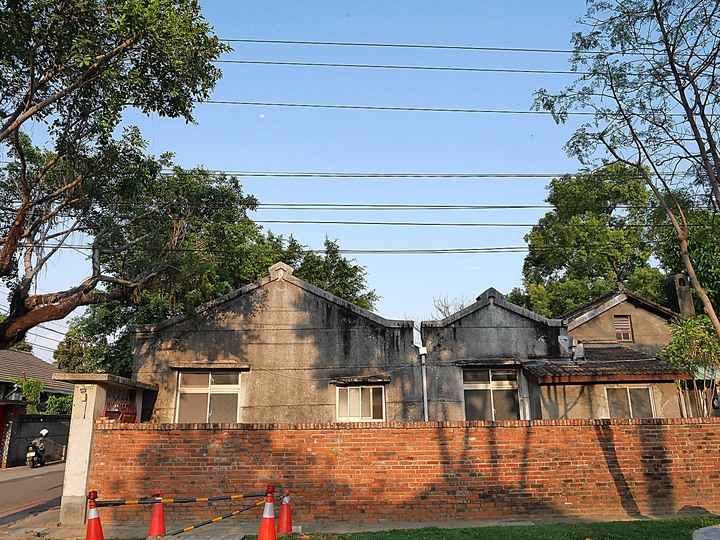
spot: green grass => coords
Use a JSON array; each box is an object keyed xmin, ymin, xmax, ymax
[{"xmin": 245, "ymin": 516, "xmax": 720, "ymax": 540}]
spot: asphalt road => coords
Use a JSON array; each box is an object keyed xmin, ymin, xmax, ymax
[{"xmin": 0, "ymin": 461, "xmax": 64, "ymax": 526}]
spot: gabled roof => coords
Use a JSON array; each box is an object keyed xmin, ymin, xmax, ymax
[
  {"xmin": 134, "ymin": 262, "xmax": 412, "ymax": 334},
  {"xmin": 422, "ymin": 287, "xmax": 564, "ymax": 328},
  {"xmin": 0, "ymin": 350, "xmax": 74, "ymax": 395},
  {"xmin": 523, "ymin": 345, "xmax": 689, "ymax": 384},
  {"xmin": 563, "ymin": 288, "xmax": 680, "ymax": 331}
]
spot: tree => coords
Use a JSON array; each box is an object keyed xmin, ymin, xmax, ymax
[
  {"xmin": 45, "ymin": 394, "xmax": 73, "ymax": 415},
  {"xmin": 429, "ymin": 294, "xmax": 472, "ymax": 319},
  {"xmin": 661, "ymin": 315, "xmax": 720, "ymax": 416},
  {"xmin": 296, "ymin": 237, "xmax": 380, "ymax": 311},
  {"xmin": 508, "ymin": 164, "xmax": 665, "ymax": 317},
  {"xmin": 10, "ymin": 376, "xmax": 42, "ymax": 413},
  {"xmin": 651, "ymin": 192, "xmax": 720, "ymax": 310},
  {"xmin": 55, "ymin": 235, "xmax": 379, "ymax": 376},
  {"xmin": 0, "ymin": 0, "xmax": 228, "ymax": 346},
  {"xmin": 534, "ymin": 0, "xmax": 720, "ymax": 336}
]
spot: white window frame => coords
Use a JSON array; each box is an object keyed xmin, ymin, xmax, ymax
[
  {"xmin": 614, "ymin": 315, "xmax": 633, "ymax": 342},
  {"xmin": 336, "ymin": 385, "xmax": 386, "ymax": 422},
  {"xmin": 175, "ymin": 371, "xmax": 243, "ymax": 423},
  {"xmin": 604, "ymin": 384, "xmax": 656, "ymax": 419},
  {"xmin": 462, "ymin": 368, "xmax": 522, "ymax": 421}
]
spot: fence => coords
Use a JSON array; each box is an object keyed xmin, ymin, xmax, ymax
[
  {"xmin": 87, "ymin": 417, "xmax": 720, "ymax": 525},
  {"xmin": 1, "ymin": 414, "xmax": 69, "ymax": 468}
]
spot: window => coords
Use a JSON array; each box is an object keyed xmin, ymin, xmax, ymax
[
  {"xmin": 463, "ymin": 368, "xmax": 520, "ymax": 421},
  {"xmin": 176, "ymin": 371, "xmax": 242, "ymax": 423},
  {"xmin": 606, "ymin": 386, "xmax": 654, "ymax": 419},
  {"xmin": 336, "ymin": 386, "xmax": 385, "ymax": 421},
  {"xmin": 614, "ymin": 315, "xmax": 633, "ymax": 342}
]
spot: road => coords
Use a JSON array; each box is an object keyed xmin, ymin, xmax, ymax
[{"xmin": 0, "ymin": 462, "xmax": 64, "ymax": 525}]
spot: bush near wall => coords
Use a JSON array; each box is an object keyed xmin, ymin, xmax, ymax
[{"xmin": 88, "ymin": 418, "xmax": 720, "ymax": 526}]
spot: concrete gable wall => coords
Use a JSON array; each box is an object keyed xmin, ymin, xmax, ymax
[
  {"xmin": 132, "ymin": 276, "xmax": 419, "ymax": 424},
  {"xmin": 420, "ymin": 296, "xmax": 567, "ymax": 421},
  {"xmin": 422, "ymin": 300, "xmax": 565, "ymax": 362},
  {"xmin": 569, "ymin": 301, "xmax": 673, "ymax": 356}
]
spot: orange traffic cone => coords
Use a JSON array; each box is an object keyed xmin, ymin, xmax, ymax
[
  {"xmin": 86, "ymin": 491, "xmax": 104, "ymax": 540},
  {"xmin": 258, "ymin": 484, "xmax": 276, "ymax": 540},
  {"xmin": 147, "ymin": 490, "xmax": 166, "ymax": 539},
  {"xmin": 277, "ymin": 489, "xmax": 292, "ymax": 534}
]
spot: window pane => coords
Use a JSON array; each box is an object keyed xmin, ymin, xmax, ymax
[
  {"xmin": 178, "ymin": 393, "xmax": 208, "ymax": 422},
  {"xmin": 463, "ymin": 369, "xmax": 490, "ymax": 383},
  {"xmin": 614, "ymin": 315, "xmax": 633, "ymax": 341},
  {"xmin": 209, "ymin": 394, "xmax": 238, "ymax": 423},
  {"xmin": 607, "ymin": 388, "xmax": 631, "ymax": 418},
  {"xmin": 211, "ymin": 372, "xmax": 239, "ymax": 385},
  {"xmin": 465, "ymin": 389, "xmax": 492, "ymax": 421},
  {"xmin": 493, "ymin": 389, "xmax": 520, "ymax": 420},
  {"xmin": 338, "ymin": 388, "xmax": 348, "ymax": 418},
  {"xmin": 361, "ymin": 387, "xmax": 371, "ymax": 418},
  {"xmin": 629, "ymin": 388, "xmax": 653, "ymax": 418},
  {"xmin": 348, "ymin": 387, "xmax": 361, "ymax": 418},
  {"xmin": 492, "ymin": 369, "xmax": 517, "ymax": 382},
  {"xmin": 372, "ymin": 387, "xmax": 383, "ymax": 419},
  {"xmin": 180, "ymin": 373, "xmax": 209, "ymax": 388}
]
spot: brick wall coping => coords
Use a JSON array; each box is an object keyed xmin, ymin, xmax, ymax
[{"xmin": 95, "ymin": 416, "xmax": 720, "ymax": 431}]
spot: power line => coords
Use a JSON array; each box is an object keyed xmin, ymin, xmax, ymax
[
  {"xmin": 256, "ymin": 219, "xmax": 536, "ymax": 227},
  {"xmin": 257, "ymin": 203, "xmax": 553, "ymax": 210},
  {"xmin": 220, "ymin": 38, "xmax": 589, "ymax": 55},
  {"xmin": 215, "ymin": 59, "xmax": 585, "ymax": 76},
  {"xmin": 199, "ymin": 100, "xmax": 595, "ymax": 115}
]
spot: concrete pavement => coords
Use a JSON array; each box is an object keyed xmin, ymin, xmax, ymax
[
  {"xmin": 695, "ymin": 526, "xmax": 720, "ymax": 540},
  {"xmin": 0, "ymin": 504, "xmax": 543, "ymax": 539},
  {"xmin": 2, "ymin": 506, "xmax": 720, "ymax": 539}
]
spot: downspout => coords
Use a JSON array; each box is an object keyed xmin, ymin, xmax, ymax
[{"xmin": 418, "ymin": 346, "xmax": 428, "ymax": 422}]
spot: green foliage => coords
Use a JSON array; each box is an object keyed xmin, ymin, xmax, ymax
[
  {"xmin": 0, "ymin": 0, "xmax": 229, "ymax": 346},
  {"xmin": 533, "ymin": 0, "xmax": 720, "ymax": 334},
  {"xmin": 651, "ymin": 194, "xmax": 720, "ymax": 311},
  {"xmin": 10, "ymin": 377, "xmax": 43, "ymax": 414},
  {"xmin": 511, "ymin": 164, "xmax": 665, "ymax": 317},
  {"xmin": 45, "ymin": 395, "xmax": 73, "ymax": 415},
  {"xmin": 0, "ymin": 0, "xmax": 229, "ymax": 141},
  {"xmin": 661, "ymin": 315, "xmax": 720, "ymax": 417},
  {"xmin": 246, "ymin": 517, "xmax": 720, "ymax": 540},
  {"xmin": 662, "ymin": 316, "xmax": 720, "ymax": 379},
  {"xmin": 296, "ymin": 238, "xmax": 380, "ymax": 311}
]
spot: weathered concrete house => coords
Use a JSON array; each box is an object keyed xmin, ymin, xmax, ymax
[
  {"xmin": 421, "ymin": 288, "xmax": 689, "ymax": 421},
  {"xmin": 563, "ymin": 287, "xmax": 681, "ymax": 356},
  {"xmin": 131, "ymin": 262, "xmax": 420, "ymax": 424},
  {"xmin": 56, "ymin": 269, "xmax": 705, "ymax": 526}
]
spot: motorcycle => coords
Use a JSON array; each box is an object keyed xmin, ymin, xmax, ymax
[{"xmin": 25, "ymin": 429, "xmax": 48, "ymax": 468}]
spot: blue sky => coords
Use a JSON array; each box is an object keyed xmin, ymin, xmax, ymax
[{"xmin": 23, "ymin": 1, "xmax": 593, "ymax": 358}]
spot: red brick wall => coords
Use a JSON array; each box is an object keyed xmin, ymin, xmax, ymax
[{"xmin": 88, "ymin": 418, "xmax": 720, "ymax": 526}]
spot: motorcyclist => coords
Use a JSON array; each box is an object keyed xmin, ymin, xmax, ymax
[{"xmin": 26, "ymin": 428, "xmax": 48, "ymax": 467}]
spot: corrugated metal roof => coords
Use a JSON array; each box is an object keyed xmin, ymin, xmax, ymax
[{"xmin": 0, "ymin": 350, "xmax": 74, "ymax": 394}]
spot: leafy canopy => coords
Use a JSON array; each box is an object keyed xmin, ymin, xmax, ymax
[
  {"xmin": 534, "ymin": 0, "xmax": 720, "ymax": 335},
  {"xmin": 0, "ymin": 0, "xmax": 229, "ymax": 346},
  {"xmin": 508, "ymin": 163, "xmax": 664, "ymax": 317},
  {"xmin": 10, "ymin": 377, "xmax": 43, "ymax": 413}
]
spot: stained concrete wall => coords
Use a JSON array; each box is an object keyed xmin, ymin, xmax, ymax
[
  {"xmin": 568, "ymin": 301, "xmax": 673, "ymax": 356},
  {"xmin": 421, "ymin": 288, "xmax": 568, "ymax": 421},
  {"xmin": 530, "ymin": 382, "xmax": 682, "ymax": 420},
  {"xmin": 132, "ymin": 263, "xmax": 419, "ymax": 424}
]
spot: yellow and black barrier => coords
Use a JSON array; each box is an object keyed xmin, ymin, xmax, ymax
[
  {"xmin": 90, "ymin": 485, "xmax": 279, "ymax": 537},
  {"xmin": 165, "ymin": 500, "xmax": 265, "ymax": 536},
  {"xmin": 95, "ymin": 491, "xmax": 266, "ymax": 507}
]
